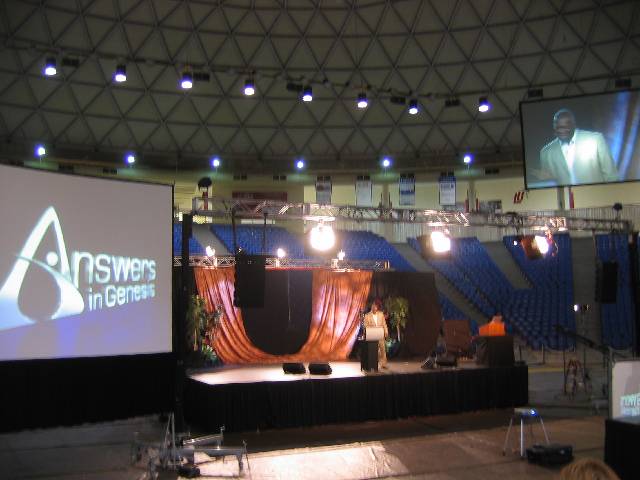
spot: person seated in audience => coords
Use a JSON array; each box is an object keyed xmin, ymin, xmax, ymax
[
  {"xmin": 364, "ymin": 299, "xmax": 389, "ymax": 369},
  {"xmin": 559, "ymin": 458, "xmax": 620, "ymax": 480}
]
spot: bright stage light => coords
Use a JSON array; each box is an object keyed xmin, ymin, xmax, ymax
[
  {"xmin": 381, "ymin": 157, "xmax": 391, "ymax": 168},
  {"xmin": 35, "ymin": 144, "xmax": 46, "ymax": 157},
  {"xmin": 463, "ymin": 153, "xmax": 473, "ymax": 164},
  {"xmin": 180, "ymin": 71, "xmax": 193, "ymax": 89},
  {"xmin": 430, "ymin": 231, "xmax": 451, "ymax": 253},
  {"xmin": 44, "ymin": 57, "xmax": 57, "ymax": 76},
  {"xmin": 276, "ymin": 247, "xmax": 286, "ymax": 258},
  {"xmin": 211, "ymin": 156, "xmax": 221, "ymax": 168},
  {"xmin": 302, "ymin": 86, "xmax": 312, "ymax": 102},
  {"xmin": 478, "ymin": 96, "xmax": 491, "ymax": 113},
  {"xmin": 296, "ymin": 159, "xmax": 305, "ymax": 170},
  {"xmin": 206, "ymin": 246, "xmax": 215, "ymax": 257},
  {"xmin": 244, "ymin": 78, "xmax": 255, "ymax": 96},
  {"xmin": 309, "ymin": 224, "xmax": 336, "ymax": 252},
  {"xmin": 357, "ymin": 92, "xmax": 368, "ymax": 109},
  {"xmin": 534, "ymin": 235, "xmax": 549, "ymax": 255},
  {"xmin": 114, "ymin": 64, "xmax": 127, "ymax": 83},
  {"xmin": 408, "ymin": 99, "xmax": 419, "ymax": 115},
  {"xmin": 337, "ymin": 250, "xmax": 345, "ymax": 261},
  {"xmin": 125, "ymin": 153, "xmax": 136, "ymax": 165}
]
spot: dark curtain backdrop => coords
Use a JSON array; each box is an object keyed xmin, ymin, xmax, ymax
[
  {"xmin": 368, "ymin": 271, "xmax": 441, "ymax": 357},
  {"xmin": 194, "ymin": 268, "xmax": 371, "ymax": 363}
]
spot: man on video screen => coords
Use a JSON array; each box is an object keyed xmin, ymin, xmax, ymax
[{"xmin": 539, "ymin": 108, "xmax": 618, "ymax": 186}]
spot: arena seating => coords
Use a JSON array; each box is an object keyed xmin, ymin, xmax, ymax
[
  {"xmin": 409, "ymin": 234, "xmax": 575, "ymax": 350},
  {"xmin": 337, "ymin": 230, "xmax": 414, "ymax": 271},
  {"xmin": 596, "ymin": 233, "xmax": 634, "ymax": 349},
  {"xmin": 210, "ymin": 224, "xmax": 306, "ymax": 258},
  {"xmin": 173, "ymin": 223, "xmax": 205, "ymax": 256}
]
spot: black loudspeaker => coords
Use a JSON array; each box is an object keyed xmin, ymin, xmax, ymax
[
  {"xmin": 475, "ymin": 335, "xmax": 515, "ymax": 367},
  {"xmin": 234, "ymin": 254, "xmax": 266, "ymax": 308},
  {"xmin": 282, "ymin": 362, "xmax": 306, "ymax": 374},
  {"xmin": 308, "ymin": 363, "xmax": 332, "ymax": 375},
  {"xmin": 596, "ymin": 261, "xmax": 618, "ymax": 304}
]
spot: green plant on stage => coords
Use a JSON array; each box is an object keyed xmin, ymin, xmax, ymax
[
  {"xmin": 384, "ymin": 296, "xmax": 409, "ymax": 342},
  {"xmin": 186, "ymin": 294, "xmax": 209, "ymax": 352}
]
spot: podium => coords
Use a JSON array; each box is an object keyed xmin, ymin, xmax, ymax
[{"xmin": 360, "ymin": 326, "xmax": 384, "ymax": 372}]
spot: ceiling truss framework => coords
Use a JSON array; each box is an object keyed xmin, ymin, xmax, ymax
[
  {"xmin": 0, "ymin": 0, "xmax": 639, "ymax": 171},
  {"xmin": 191, "ymin": 196, "xmax": 632, "ymax": 233}
]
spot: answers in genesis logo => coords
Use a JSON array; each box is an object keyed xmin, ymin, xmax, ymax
[{"xmin": 0, "ymin": 207, "xmax": 157, "ymax": 331}]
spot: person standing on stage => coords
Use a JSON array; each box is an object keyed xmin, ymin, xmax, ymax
[{"xmin": 364, "ymin": 299, "xmax": 389, "ymax": 369}]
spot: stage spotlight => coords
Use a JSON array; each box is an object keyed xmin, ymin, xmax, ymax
[
  {"xmin": 35, "ymin": 144, "xmax": 46, "ymax": 157},
  {"xmin": 211, "ymin": 156, "xmax": 221, "ymax": 168},
  {"xmin": 309, "ymin": 223, "xmax": 336, "ymax": 252},
  {"xmin": 463, "ymin": 153, "xmax": 473, "ymax": 164},
  {"xmin": 478, "ymin": 96, "xmax": 491, "ymax": 113},
  {"xmin": 430, "ymin": 231, "xmax": 451, "ymax": 253},
  {"xmin": 180, "ymin": 71, "xmax": 193, "ymax": 89},
  {"xmin": 337, "ymin": 250, "xmax": 345, "ymax": 261},
  {"xmin": 519, "ymin": 234, "xmax": 553, "ymax": 259},
  {"xmin": 244, "ymin": 78, "xmax": 255, "ymax": 96},
  {"xmin": 357, "ymin": 92, "xmax": 368, "ymax": 109},
  {"xmin": 125, "ymin": 153, "xmax": 136, "ymax": 165},
  {"xmin": 302, "ymin": 86, "xmax": 312, "ymax": 102},
  {"xmin": 534, "ymin": 235, "xmax": 549, "ymax": 255},
  {"xmin": 296, "ymin": 159, "xmax": 305, "ymax": 170},
  {"xmin": 205, "ymin": 246, "xmax": 215, "ymax": 257},
  {"xmin": 114, "ymin": 64, "xmax": 127, "ymax": 83},
  {"xmin": 276, "ymin": 247, "xmax": 286, "ymax": 259},
  {"xmin": 408, "ymin": 99, "xmax": 419, "ymax": 115},
  {"xmin": 381, "ymin": 157, "xmax": 391, "ymax": 168},
  {"xmin": 44, "ymin": 57, "xmax": 57, "ymax": 76}
]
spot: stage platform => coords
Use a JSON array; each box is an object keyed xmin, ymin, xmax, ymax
[{"xmin": 184, "ymin": 361, "xmax": 528, "ymax": 433}]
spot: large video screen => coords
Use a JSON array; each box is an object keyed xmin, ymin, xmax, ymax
[
  {"xmin": 611, "ymin": 359, "xmax": 640, "ymax": 419},
  {"xmin": 521, "ymin": 89, "xmax": 640, "ymax": 189},
  {"xmin": 0, "ymin": 165, "xmax": 172, "ymax": 360}
]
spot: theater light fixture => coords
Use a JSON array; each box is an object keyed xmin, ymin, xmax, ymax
[
  {"xmin": 534, "ymin": 235, "xmax": 549, "ymax": 255},
  {"xmin": 205, "ymin": 246, "xmax": 215, "ymax": 257},
  {"xmin": 408, "ymin": 99, "xmax": 419, "ymax": 115},
  {"xmin": 430, "ymin": 231, "xmax": 451, "ymax": 253},
  {"xmin": 44, "ymin": 57, "xmax": 57, "ymax": 76},
  {"xmin": 35, "ymin": 144, "xmax": 46, "ymax": 157},
  {"xmin": 211, "ymin": 156, "xmax": 221, "ymax": 168},
  {"xmin": 180, "ymin": 71, "xmax": 193, "ymax": 89},
  {"xmin": 357, "ymin": 92, "xmax": 368, "ymax": 109},
  {"xmin": 296, "ymin": 159, "xmax": 305, "ymax": 170},
  {"xmin": 478, "ymin": 96, "xmax": 491, "ymax": 113},
  {"xmin": 244, "ymin": 78, "xmax": 255, "ymax": 96},
  {"xmin": 114, "ymin": 64, "xmax": 127, "ymax": 83},
  {"xmin": 519, "ymin": 233, "xmax": 555, "ymax": 259},
  {"xmin": 276, "ymin": 248, "xmax": 286, "ymax": 259},
  {"xmin": 337, "ymin": 250, "xmax": 345, "ymax": 261},
  {"xmin": 302, "ymin": 86, "xmax": 312, "ymax": 102},
  {"xmin": 125, "ymin": 153, "xmax": 136, "ymax": 165},
  {"xmin": 309, "ymin": 223, "xmax": 336, "ymax": 252},
  {"xmin": 463, "ymin": 153, "xmax": 473, "ymax": 164},
  {"xmin": 381, "ymin": 157, "xmax": 391, "ymax": 168}
]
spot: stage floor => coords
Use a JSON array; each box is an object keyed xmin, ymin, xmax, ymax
[{"xmin": 189, "ymin": 360, "xmax": 482, "ymax": 386}]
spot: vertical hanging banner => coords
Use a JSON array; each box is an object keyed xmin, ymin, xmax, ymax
[
  {"xmin": 355, "ymin": 175, "xmax": 372, "ymax": 206},
  {"xmin": 315, "ymin": 176, "xmax": 332, "ymax": 204},
  {"xmin": 399, "ymin": 173, "xmax": 415, "ymax": 206},
  {"xmin": 439, "ymin": 175, "xmax": 456, "ymax": 206}
]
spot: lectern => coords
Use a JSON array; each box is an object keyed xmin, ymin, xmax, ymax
[{"xmin": 360, "ymin": 326, "xmax": 384, "ymax": 372}]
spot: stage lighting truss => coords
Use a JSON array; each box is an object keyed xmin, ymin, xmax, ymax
[
  {"xmin": 191, "ymin": 196, "xmax": 631, "ymax": 233},
  {"xmin": 174, "ymin": 255, "xmax": 390, "ymax": 271}
]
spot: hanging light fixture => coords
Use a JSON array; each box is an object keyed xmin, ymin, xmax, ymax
[
  {"xmin": 180, "ymin": 71, "xmax": 193, "ymax": 89},
  {"xmin": 357, "ymin": 92, "xmax": 368, "ymax": 109},
  {"xmin": 408, "ymin": 99, "xmax": 419, "ymax": 115},
  {"xmin": 301, "ymin": 86, "xmax": 313, "ymax": 102},
  {"xmin": 43, "ymin": 57, "xmax": 57, "ymax": 76},
  {"xmin": 244, "ymin": 78, "xmax": 255, "ymax": 96},
  {"xmin": 114, "ymin": 64, "xmax": 127, "ymax": 83},
  {"xmin": 478, "ymin": 96, "xmax": 491, "ymax": 113}
]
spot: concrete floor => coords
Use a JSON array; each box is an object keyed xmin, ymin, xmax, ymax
[{"xmin": 0, "ymin": 358, "xmax": 611, "ymax": 480}]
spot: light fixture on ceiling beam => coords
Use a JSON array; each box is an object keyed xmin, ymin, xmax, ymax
[
  {"xmin": 381, "ymin": 157, "xmax": 392, "ymax": 168},
  {"xmin": 211, "ymin": 156, "xmax": 221, "ymax": 168},
  {"xmin": 463, "ymin": 153, "xmax": 473, "ymax": 165},
  {"xmin": 302, "ymin": 86, "xmax": 313, "ymax": 102},
  {"xmin": 43, "ymin": 57, "xmax": 57, "ymax": 76},
  {"xmin": 180, "ymin": 71, "xmax": 193, "ymax": 90},
  {"xmin": 296, "ymin": 159, "xmax": 305, "ymax": 170},
  {"xmin": 357, "ymin": 92, "xmax": 368, "ymax": 109},
  {"xmin": 244, "ymin": 78, "xmax": 255, "ymax": 96},
  {"xmin": 35, "ymin": 144, "xmax": 46, "ymax": 157},
  {"xmin": 478, "ymin": 96, "xmax": 491, "ymax": 113},
  {"xmin": 114, "ymin": 64, "xmax": 127, "ymax": 83},
  {"xmin": 445, "ymin": 97, "xmax": 460, "ymax": 108},
  {"xmin": 408, "ymin": 99, "xmax": 419, "ymax": 115}
]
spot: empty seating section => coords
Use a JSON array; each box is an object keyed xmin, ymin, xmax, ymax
[
  {"xmin": 173, "ymin": 223, "xmax": 205, "ymax": 256},
  {"xmin": 596, "ymin": 234, "xmax": 634, "ymax": 349},
  {"xmin": 210, "ymin": 224, "xmax": 306, "ymax": 258},
  {"xmin": 409, "ymin": 234, "xmax": 576, "ymax": 350},
  {"xmin": 502, "ymin": 234, "xmax": 575, "ymax": 350},
  {"xmin": 337, "ymin": 230, "xmax": 414, "ymax": 271}
]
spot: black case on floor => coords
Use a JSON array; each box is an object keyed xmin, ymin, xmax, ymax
[{"xmin": 526, "ymin": 444, "xmax": 573, "ymax": 466}]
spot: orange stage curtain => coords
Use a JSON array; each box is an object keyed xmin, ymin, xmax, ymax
[{"xmin": 193, "ymin": 268, "xmax": 372, "ymax": 364}]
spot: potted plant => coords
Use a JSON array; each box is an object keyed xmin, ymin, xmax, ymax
[{"xmin": 384, "ymin": 296, "xmax": 409, "ymax": 342}]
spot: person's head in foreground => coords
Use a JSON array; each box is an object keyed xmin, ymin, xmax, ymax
[
  {"xmin": 559, "ymin": 458, "xmax": 620, "ymax": 480},
  {"xmin": 371, "ymin": 299, "xmax": 382, "ymax": 313}
]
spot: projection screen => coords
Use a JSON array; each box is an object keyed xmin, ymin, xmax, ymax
[{"xmin": 0, "ymin": 165, "xmax": 172, "ymax": 360}]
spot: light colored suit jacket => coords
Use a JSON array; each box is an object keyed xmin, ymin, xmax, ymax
[{"xmin": 539, "ymin": 129, "xmax": 617, "ymax": 186}]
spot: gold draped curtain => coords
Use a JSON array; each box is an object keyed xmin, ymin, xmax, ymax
[{"xmin": 194, "ymin": 268, "xmax": 372, "ymax": 364}]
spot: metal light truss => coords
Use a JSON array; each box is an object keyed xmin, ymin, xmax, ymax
[
  {"xmin": 173, "ymin": 255, "xmax": 390, "ymax": 271},
  {"xmin": 192, "ymin": 196, "xmax": 631, "ymax": 233}
]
